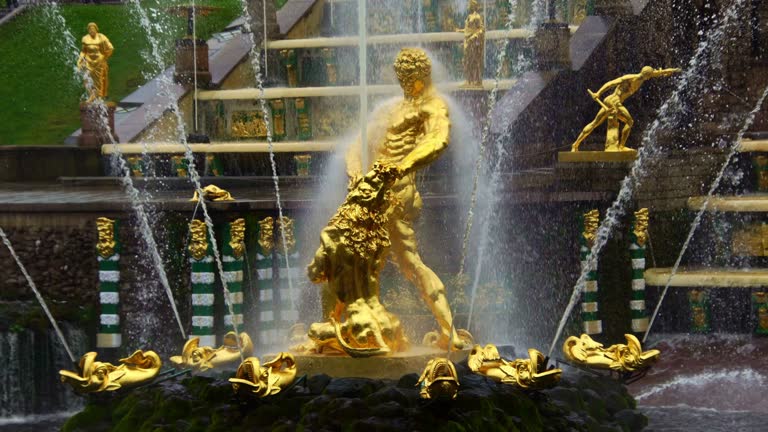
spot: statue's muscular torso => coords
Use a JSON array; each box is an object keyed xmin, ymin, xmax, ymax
[{"xmin": 370, "ymin": 91, "xmax": 450, "ymax": 220}]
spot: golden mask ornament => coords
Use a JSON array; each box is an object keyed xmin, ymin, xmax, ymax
[
  {"xmin": 276, "ymin": 216, "xmax": 297, "ymax": 255},
  {"xmin": 582, "ymin": 209, "xmax": 599, "ymax": 246},
  {"xmin": 95, "ymin": 217, "xmax": 116, "ymax": 258},
  {"xmin": 190, "ymin": 185, "xmax": 234, "ymax": 202},
  {"xmin": 229, "ymin": 218, "xmax": 246, "ymax": 259},
  {"xmin": 170, "ymin": 332, "xmax": 254, "ymax": 372},
  {"xmin": 258, "ymin": 217, "xmax": 275, "ymax": 256},
  {"xmin": 188, "ymin": 219, "xmax": 209, "ymax": 260},
  {"xmin": 417, "ymin": 358, "xmax": 460, "ymax": 399},
  {"xmin": 60, "ymin": 350, "xmax": 161, "ymax": 393},
  {"xmin": 563, "ymin": 333, "xmax": 660, "ymax": 373},
  {"xmin": 468, "ymin": 344, "xmax": 562, "ymax": 390},
  {"xmin": 633, "ymin": 208, "xmax": 649, "ymax": 247},
  {"xmin": 229, "ymin": 352, "xmax": 297, "ymax": 398}
]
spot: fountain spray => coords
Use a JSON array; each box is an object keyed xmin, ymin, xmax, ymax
[
  {"xmin": 36, "ymin": 1, "xmax": 188, "ymax": 340},
  {"xmin": 644, "ymin": 81, "xmax": 768, "ymax": 344},
  {"xmin": 237, "ymin": 0, "xmax": 298, "ymax": 315},
  {"xmin": 0, "ymin": 228, "xmax": 76, "ymax": 363},
  {"xmin": 459, "ymin": 0, "xmax": 520, "ymax": 277},
  {"xmin": 547, "ymin": 0, "xmax": 748, "ymax": 357},
  {"xmin": 122, "ymin": 0, "xmax": 254, "ymax": 359}
]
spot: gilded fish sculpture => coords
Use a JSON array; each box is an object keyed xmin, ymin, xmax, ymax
[
  {"xmin": 60, "ymin": 350, "xmax": 161, "ymax": 393},
  {"xmin": 229, "ymin": 352, "xmax": 297, "ymax": 398},
  {"xmin": 416, "ymin": 358, "xmax": 460, "ymax": 399},
  {"xmin": 468, "ymin": 344, "xmax": 562, "ymax": 390},
  {"xmin": 563, "ymin": 333, "xmax": 660, "ymax": 373},
  {"xmin": 170, "ymin": 332, "xmax": 254, "ymax": 372}
]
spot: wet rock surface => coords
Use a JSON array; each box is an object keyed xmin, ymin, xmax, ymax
[{"xmin": 62, "ymin": 365, "xmax": 646, "ymax": 432}]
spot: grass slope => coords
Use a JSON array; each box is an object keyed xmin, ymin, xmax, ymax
[{"xmin": 0, "ymin": 1, "xmax": 240, "ymax": 145}]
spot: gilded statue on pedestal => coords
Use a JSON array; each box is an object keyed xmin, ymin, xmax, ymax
[
  {"xmin": 78, "ymin": 22, "xmax": 114, "ymax": 103},
  {"xmin": 468, "ymin": 344, "xmax": 562, "ymax": 390},
  {"xmin": 60, "ymin": 350, "xmax": 161, "ymax": 393},
  {"xmin": 345, "ymin": 47, "xmax": 470, "ymax": 351},
  {"xmin": 571, "ymin": 67, "xmax": 680, "ymax": 152},
  {"xmin": 457, "ymin": 0, "xmax": 485, "ymax": 88},
  {"xmin": 563, "ymin": 333, "xmax": 660, "ymax": 373}
]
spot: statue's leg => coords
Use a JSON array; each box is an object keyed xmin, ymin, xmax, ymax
[
  {"xmin": 389, "ymin": 219, "xmax": 462, "ymax": 349},
  {"xmin": 571, "ymin": 108, "xmax": 608, "ymax": 151},
  {"xmin": 617, "ymin": 106, "xmax": 634, "ymax": 150}
]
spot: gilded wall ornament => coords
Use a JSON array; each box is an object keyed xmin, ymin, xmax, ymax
[
  {"xmin": 632, "ymin": 208, "xmax": 649, "ymax": 247},
  {"xmin": 96, "ymin": 217, "xmax": 117, "ymax": 258},
  {"xmin": 188, "ymin": 219, "xmax": 209, "ymax": 260},
  {"xmin": 229, "ymin": 218, "xmax": 246, "ymax": 259}
]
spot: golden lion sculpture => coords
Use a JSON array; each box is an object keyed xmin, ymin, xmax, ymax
[{"xmin": 305, "ymin": 162, "xmax": 409, "ymax": 357}]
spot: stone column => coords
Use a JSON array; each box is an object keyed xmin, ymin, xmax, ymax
[
  {"xmin": 580, "ymin": 209, "xmax": 602, "ymax": 335},
  {"xmin": 222, "ymin": 219, "xmax": 246, "ymax": 335},
  {"xmin": 247, "ymin": 0, "xmax": 280, "ymax": 39},
  {"xmin": 593, "ymin": 0, "xmax": 634, "ymax": 16},
  {"xmin": 174, "ymin": 38, "xmax": 212, "ymax": 87},
  {"xmin": 79, "ymin": 102, "xmax": 118, "ymax": 148},
  {"xmin": 189, "ymin": 219, "xmax": 216, "ymax": 347},
  {"xmin": 96, "ymin": 217, "xmax": 121, "ymax": 348},
  {"xmin": 255, "ymin": 216, "xmax": 277, "ymax": 346},
  {"xmin": 629, "ymin": 209, "xmax": 649, "ymax": 333},
  {"xmin": 532, "ymin": 21, "xmax": 572, "ymax": 70}
]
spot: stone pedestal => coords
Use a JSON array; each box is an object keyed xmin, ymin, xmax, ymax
[
  {"xmin": 558, "ymin": 150, "xmax": 637, "ymax": 163},
  {"xmin": 593, "ymin": 0, "xmax": 634, "ymax": 16},
  {"xmin": 532, "ymin": 22, "xmax": 571, "ymax": 70},
  {"xmin": 290, "ymin": 347, "xmax": 470, "ymax": 379},
  {"xmin": 79, "ymin": 102, "xmax": 118, "ymax": 148},
  {"xmin": 174, "ymin": 38, "xmax": 212, "ymax": 87}
]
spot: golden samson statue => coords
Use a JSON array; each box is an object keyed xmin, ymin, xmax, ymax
[
  {"xmin": 571, "ymin": 66, "xmax": 680, "ymax": 152},
  {"xmin": 78, "ymin": 22, "xmax": 114, "ymax": 103},
  {"xmin": 344, "ymin": 47, "xmax": 469, "ymax": 351}
]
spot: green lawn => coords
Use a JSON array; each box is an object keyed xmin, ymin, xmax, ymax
[{"xmin": 0, "ymin": 1, "xmax": 241, "ymax": 145}]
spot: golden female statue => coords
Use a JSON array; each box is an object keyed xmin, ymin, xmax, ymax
[
  {"xmin": 78, "ymin": 22, "xmax": 114, "ymax": 103},
  {"xmin": 345, "ymin": 48, "xmax": 469, "ymax": 350},
  {"xmin": 457, "ymin": 0, "xmax": 485, "ymax": 87}
]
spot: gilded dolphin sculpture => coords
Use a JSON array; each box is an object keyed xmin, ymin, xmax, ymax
[
  {"xmin": 416, "ymin": 358, "xmax": 460, "ymax": 399},
  {"xmin": 190, "ymin": 185, "xmax": 235, "ymax": 201},
  {"xmin": 60, "ymin": 350, "xmax": 161, "ymax": 393},
  {"xmin": 229, "ymin": 352, "xmax": 297, "ymax": 398},
  {"xmin": 563, "ymin": 333, "xmax": 660, "ymax": 373},
  {"xmin": 170, "ymin": 332, "xmax": 254, "ymax": 372},
  {"xmin": 468, "ymin": 344, "xmax": 562, "ymax": 390}
]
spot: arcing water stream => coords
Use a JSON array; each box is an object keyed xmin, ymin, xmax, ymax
[
  {"xmin": 643, "ymin": 80, "xmax": 768, "ymax": 343},
  {"xmin": 33, "ymin": 1, "xmax": 188, "ymax": 340},
  {"xmin": 547, "ymin": 0, "xmax": 749, "ymax": 356},
  {"xmin": 467, "ymin": 0, "xmax": 549, "ymax": 331},
  {"xmin": 236, "ymin": 0, "xmax": 298, "ymax": 314},
  {"xmin": 0, "ymin": 228, "xmax": 75, "ymax": 363}
]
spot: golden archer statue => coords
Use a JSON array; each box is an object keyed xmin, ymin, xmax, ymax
[
  {"xmin": 345, "ymin": 48, "xmax": 469, "ymax": 350},
  {"xmin": 571, "ymin": 66, "xmax": 680, "ymax": 152},
  {"xmin": 457, "ymin": 0, "xmax": 485, "ymax": 88},
  {"xmin": 78, "ymin": 22, "xmax": 114, "ymax": 103}
]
